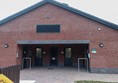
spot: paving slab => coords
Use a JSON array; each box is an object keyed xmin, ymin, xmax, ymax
[
  {"xmin": 20, "ymin": 80, "xmax": 36, "ymax": 83},
  {"xmin": 20, "ymin": 67, "xmax": 118, "ymax": 83}
]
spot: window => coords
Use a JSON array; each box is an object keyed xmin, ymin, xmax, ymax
[
  {"xmin": 36, "ymin": 25, "xmax": 60, "ymax": 33},
  {"xmin": 36, "ymin": 48, "xmax": 42, "ymax": 58},
  {"xmin": 65, "ymin": 48, "xmax": 72, "ymax": 58}
]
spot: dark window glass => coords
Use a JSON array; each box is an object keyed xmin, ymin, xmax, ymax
[
  {"xmin": 37, "ymin": 25, "xmax": 60, "ymax": 33},
  {"xmin": 36, "ymin": 48, "xmax": 42, "ymax": 58},
  {"xmin": 65, "ymin": 48, "xmax": 72, "ymax": 58}
]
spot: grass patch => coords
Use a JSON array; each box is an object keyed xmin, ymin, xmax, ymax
[{"xmin": 75, "ymin": 81, "xmax": 114, "ymax": 83}]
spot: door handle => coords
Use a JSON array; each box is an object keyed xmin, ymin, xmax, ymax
[{"xmin": 52, "ymin": 57, "xmax": 56, "ymax": 60}]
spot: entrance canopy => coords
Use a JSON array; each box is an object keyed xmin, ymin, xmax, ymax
[{"xmin": 17, "ymin": 40, "xmax": 89, "ymax": 44}]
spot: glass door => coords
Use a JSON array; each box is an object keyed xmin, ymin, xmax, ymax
[
  {"xmin": 35, "ymin": 48, "xmax": 43, "ymax": 66},
  {"xmin": 64, "ymin": 48, "xmax": 72, "ymax": 66}
]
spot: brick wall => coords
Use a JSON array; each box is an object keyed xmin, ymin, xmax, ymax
[{"xmin": 0, "ymin": 3, "xmax": 118, "ymax": 70}]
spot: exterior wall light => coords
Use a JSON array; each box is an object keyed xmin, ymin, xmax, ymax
[
  {"xmin": 61, "ymin": 51, "xmax": 64, "ymax": 54},
  {"xmin": 16, "ymin": 53, "xmax": 19, "ymax": 58},
  {"xmin": 98, "ymin": 28, "xmax": 101, "ymax": 31},
  {"xmin": 4, "ymin": 44, "xmax": 9, "ymax": 48},
  {"xmin": 43, "ymin": 52, "xmax": 46, "ymax": 54},
  {"xmin": 99, "ymin": 43, "xmax": 104, "ymax": 48}
]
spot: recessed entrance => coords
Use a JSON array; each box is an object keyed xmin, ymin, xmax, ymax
[
  {"xmin": 21, "ymin": 43, "xmax": 90, "ymax": 72},
  {"xmin": 50, "ymin": 47, "xmax": 58, "ymax": 66}
]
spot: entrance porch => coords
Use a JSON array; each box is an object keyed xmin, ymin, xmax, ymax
[{"xmin": 17, "ymin": 40, "xmax": 90, "ymax": 71}]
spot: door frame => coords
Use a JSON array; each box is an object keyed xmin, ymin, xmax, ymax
[
  {"xmin": 22, "ymin": 45, "xmax": 28, "ymax": 68},
  {"xmin": 50, "ymin": 46, "xmax": 58, "ymax": 66},
  {"xmin": 64, "ymin": 47, "xmax": 73, "ymax": 66}
]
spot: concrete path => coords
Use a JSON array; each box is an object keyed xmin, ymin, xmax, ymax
[{"xmin": 20, "ymin": 67, "xmax": 118, "ymax": 83}]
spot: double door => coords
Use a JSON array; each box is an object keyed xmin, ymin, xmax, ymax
[{"xmin": 35, "ymin": 47, "xmax": 59, "ymax": 66}]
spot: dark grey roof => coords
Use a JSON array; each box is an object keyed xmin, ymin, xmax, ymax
[{"xmin": 0, "ymin": 0, "xmax": 118, "ymax": 30}]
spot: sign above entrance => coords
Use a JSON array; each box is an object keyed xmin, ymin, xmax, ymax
[{"xmin": 92, "ymin": 48, "xmax": 97, "ymax": 53}]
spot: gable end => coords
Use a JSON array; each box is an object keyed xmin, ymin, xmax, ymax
[{"xmin": 0, "ymin": 0, "xmax": 118, "ymax": 30}]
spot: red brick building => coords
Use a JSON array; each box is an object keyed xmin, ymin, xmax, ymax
[{"xmin": 0, "ymin": 0, "xmax": 118, "ymax": 73}]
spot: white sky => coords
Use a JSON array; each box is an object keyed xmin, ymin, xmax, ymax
[{"xmin": 0, "ymin": 0, "xmax": 118, "ymax": 25}]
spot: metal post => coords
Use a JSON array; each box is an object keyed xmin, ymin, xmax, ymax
[
  {"xmin": 78, "ymin": 58, "xmax": 80, "ymax": 72},
  {"xmin": 78, "ymin": 58, "xmax": 89, "ymax": 72},
  {"xmin": 22, "ymin": 57, "xmax": 31, "ymax": 69},
  {"xmin": 86, "ymin": 59, "xmax": 88, "ymax": 72}
]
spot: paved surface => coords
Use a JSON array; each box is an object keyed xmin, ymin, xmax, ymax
[
  {"xmin": 20, "ymin": 67, "xmax": 118, "ymax": 83},
  {"xmin": 20, "ymin": 80, "xmax": 36, "ymax": 83}
]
